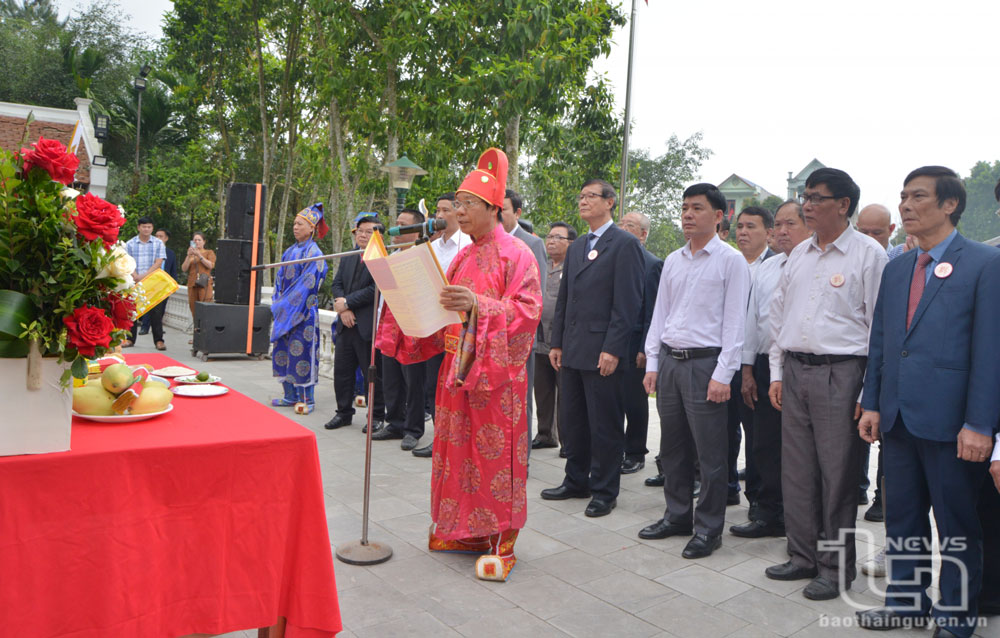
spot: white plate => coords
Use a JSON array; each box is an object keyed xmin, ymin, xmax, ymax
[
  {"xmin": 174, "ymin": 374, "xmax": 222, "ymax": 385},
  {"xmin": 73, "ymin": 404, "xmax": 174, "ymax": 423},
  {"xmin": 172, "ymin": 384, "xmax": 229, "ymax": 398},
  {"xmin": 147, "ymin": 375, "xmax": 170, "ymax": 387},
  {"xmin": 151, "ymin": 366, "xmax": 197, "ymax": 378}
]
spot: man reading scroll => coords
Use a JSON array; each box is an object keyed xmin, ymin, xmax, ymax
[{"xmin": 375, "ymin": 148, "xmax": 541, "ymax": 581}]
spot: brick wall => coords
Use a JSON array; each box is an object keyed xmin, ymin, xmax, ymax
[{"xmin": 0, "ymin": 116, "xmax": 92, "ymax": 185}]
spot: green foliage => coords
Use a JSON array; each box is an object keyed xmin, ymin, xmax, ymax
[{"xmin": 957, "ymin": 160, "xmax": 1000, "ymax": 242}]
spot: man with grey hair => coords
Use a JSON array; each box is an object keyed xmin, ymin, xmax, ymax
[{"xmin": 618, "ymin": 211, "xmax": 664, "ymax": 475}]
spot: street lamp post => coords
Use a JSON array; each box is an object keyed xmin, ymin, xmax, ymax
[
  {"xmin": 379, "ymin": 155, "xmax": 427, "ymax": 216},
  {"xmin": 133, "ymin": 63, "xmax": 150, "ymax": 176}
]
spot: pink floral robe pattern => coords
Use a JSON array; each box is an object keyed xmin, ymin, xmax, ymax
[{"xmin": 376, "ymin": 224, "xmax": 541, "ymax": 540}]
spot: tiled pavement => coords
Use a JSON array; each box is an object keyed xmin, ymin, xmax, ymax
[{"xmin": 137, "ymin": 326, "xmax": 998, "ymax": 638}]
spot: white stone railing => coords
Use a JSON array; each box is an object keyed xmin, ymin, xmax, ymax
[{"xmin": 164, "ymin": 285, "xmax": 338, "ymax": 380}]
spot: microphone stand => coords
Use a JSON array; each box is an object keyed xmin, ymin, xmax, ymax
[{"xmin": 336, "ymin": 226, "xmax": 434, "ymax": 566}]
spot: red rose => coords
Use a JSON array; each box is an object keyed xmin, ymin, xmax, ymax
[
  {"xmin": 63, "ymin": 305, "xmax": 115, "ymax": 357},
  {"xmin": 108, "ymin": 294, "xmax": 136, "ymax": 331},
  {"xmin": 74, "ymin": 192, "xmax": 125, "ymax": 248},
  {"xmin": 20, "ymin": 137, "xmax": 79, "ymax": 185}
]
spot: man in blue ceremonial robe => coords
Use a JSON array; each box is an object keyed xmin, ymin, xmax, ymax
[{"xmin": 271, "ymin": 203, "xmax": 330, "ymax": 415}]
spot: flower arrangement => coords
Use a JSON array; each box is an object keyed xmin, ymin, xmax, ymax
[{"xmin": 0, "ymin": 136, "xmax": 138, "ymax": 386}]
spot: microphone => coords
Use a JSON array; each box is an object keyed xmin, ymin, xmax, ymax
[{"xmin": 386, "ymin": 217, "xmax": 447, "ymax": 237}]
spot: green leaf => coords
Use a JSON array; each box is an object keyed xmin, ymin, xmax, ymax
[{"xmin": 71, "ymin": 355, "xmax": 88, "ymax": 379}]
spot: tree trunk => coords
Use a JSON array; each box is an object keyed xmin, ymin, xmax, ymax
[
  {"xmin": 329, "ymin": 95, "xmax": 354, "ymax": 252},
  {"xmin": 384, "ymin": 58, "xmax": 398, "ymax": 219},
  {"xmin": 505, "ymin": 113, "xmax": 520, "ymax": 192},
  {"xmin": 274, "ymin": 120, "xmax": 299, "ymax": 263},
  {"xmin": 252, "ymin": 0, "xmax": 273, "ymax": 286}
]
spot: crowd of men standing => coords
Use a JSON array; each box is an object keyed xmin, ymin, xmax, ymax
[{"xmin": 318, "ymin": 167, "xmax": 1000, "ymax": 636}]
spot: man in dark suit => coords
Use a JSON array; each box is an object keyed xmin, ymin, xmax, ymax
[
  {"xmin": 325, "ymin": 216, "xmax": 385, "ymax": 431},
  {"xmin": 617, "ymin": 211, "xmax": 663, "ymax": 475},
  {"xmin": 502, "ymin": 190, "xmax": 548, "ymax": 450},
  {"xmin": 541, "ymin": 179, "xmax": 644, "ymax": 518},
  {"xmin": 980, "ymin": 177, "xmax": 1000, "ymax": 618},
  {"xmin": 856, "ymin": 166, "xmax": 1000, "ymax": 637},
  {"xmin": 728, "ymin": 206, "xmax": 775, "ymax": 508}
]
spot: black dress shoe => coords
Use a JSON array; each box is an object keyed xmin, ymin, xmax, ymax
[
  {"xmin": 138, "ymin": 326, "xmax": 150, "ymax": 335},
  {"xmin": 361, "ymin": 419, "xmax": 383, "ymax": 434},
  {"xmin": 729, "ymin": 519, "xmax": 786, "ymax": 538},
  {"xmin": 644, "ymin": 473, "xmax": 665, "ymax": 487},
  {"xmin": 585, "ymin": 498, "xmax": 616, "ymax": 517},
  {"xmin": 765, "ymin": 561, "xmax": 818, "ymax": 581},
  {"xmin": 371, "ymin": 426, "xmax": 405, "ymax": 441},
  {"xmin": 531, "ymin": 438, "xmax": 557, "ymax": 450},
  {"xmin": 558, "ymin": 447, "xmax": 567, "ymax": 458},
  {"xmin": 400, "ymin": 434, "xmax": 419, "ymax": 451},
  {"xmin": 864, "ymin": 500, "xmax": 884, "ymax": 523},
  {"xmin": 727, "ymin": 490, "xmax": 741, "ymax": 506},
  {"xmin": 324, "ymin": 415, "xmax": 352, "ymax": 430},
  {"xmin": 682, "ymin": 533, "xmax": 721, "ymax": 559},
  {"xmin": 620, "ymin": 458, "xmax": 644, "ymax": 474},
  {"xmin": 803, "ymin": 576, "xmax": 840, "ymax": 600},
  {"xmin": 932, "ymin": 627, "xmax": 962, "ymax": 638},
  {"xmin": 858, "ymin": 490, "xmax": 870, "ymax": 505},
  {"xmin": 540, "ymin": 485, "xmax": 591, "ymax": 500},
  {"xmin": 412, "ymin": 443, "xmax": 433, "ymax": 458},
  {"xmin": 855, "ymin": 607, "xmax": 928, "ymax": 630},
  {"xmin": 638, "ymin": 520, "xmax": 693, "ymax": 540}
]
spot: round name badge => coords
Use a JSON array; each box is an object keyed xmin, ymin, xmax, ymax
[
  {"xmin": 829, "ymin": 273, "xmax": 845, "ymax": 287},
  {"xmin": 587, "ymin": 249, "xmax": 598, "ymax": 261},
  {"xmin": 934, "ymin": 262, "xmax": 953, "ymax": 278}
]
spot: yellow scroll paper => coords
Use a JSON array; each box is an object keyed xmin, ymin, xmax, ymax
[{"xmin": 134, "ymin": 269, "xmax": 179, "ymax": 319}]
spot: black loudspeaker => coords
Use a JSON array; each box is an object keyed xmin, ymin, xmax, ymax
[
  {"xmin": 192, "ymin": 302, "xmax": 271, "ymax": 357},
  {"xmin": 225, "ymin": 182, "xmax": 267, "ymax": 241},
  {"xmin": 214, "ymin": 239, "xmax": 262, "ymax": 305}
]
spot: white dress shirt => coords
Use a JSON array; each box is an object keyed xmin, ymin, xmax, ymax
[
  {"xmin": 746, "ymin": 248, "xmax": 769, "ymax": 278},
  {"xmin": 430, "ymin": 230, "xmax": 471, "ymax": 274},
  {"xmin": 742, "ymin": 252, "xmax": 787, "ymax": 366},
  {"xmin": 587, "ymin": 218, "xmax": 614, "ymax": 250},
  {"xmin": 992, "ymin": 434, "xmax": 1000, "ymax": 463},
  {"xmin": 768, "ymin": 225, "xmax": 888, "ymax": 382},
  {"xmin": 645, "ymin": 234, "xmax": 751, "ymax": 383}
]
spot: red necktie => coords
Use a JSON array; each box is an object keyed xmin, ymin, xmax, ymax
[{"xmin": 906, "ymin": 253, "xmax": 933, "ymax": 329}]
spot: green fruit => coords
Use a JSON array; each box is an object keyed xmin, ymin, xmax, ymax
[
  {"xmin": 196, "ymin": 371, "xmax": 210, "ymax": 382},
  {"xmin": 73, "ymin": 385, "xmax": 117, "ymax": 415},
  {"xmin": 102, "ymin": 363, "xmax": 134, "ymax": 394}
]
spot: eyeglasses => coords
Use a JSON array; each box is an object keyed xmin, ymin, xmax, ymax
[
  {"xmin": 454, "ymin": 198, "xmax": 483, "ymax": 209},
  {"xmin": 577, "ymin": 192, "xmax": 605, "ymax": 202},
  {"xmin": 619, "ymin": 221, "xmax": 642, "ymax": 231},
  {"xmin": 797, "ymin": 194, "xmax": 840, "ymax": 205},
  {"xmin": 545, "ymin": 234, "xmax": 571, "ymax": 241}
]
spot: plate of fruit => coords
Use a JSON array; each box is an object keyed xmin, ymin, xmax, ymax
[
  {"xmin": 72, "ymin": 363, "xmax": 174, "ymax": 422},
  {"xmin": 174, "ymin": 371, "xmax": 221, "ymax": 384}
]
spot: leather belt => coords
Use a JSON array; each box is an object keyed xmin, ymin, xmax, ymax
[
  {"xmin": 665, "ymin": 345, "xmax": 722, "ymax": 360},
  {"xmin": 787, "ymin": 351, "xmax": 864, "ymax": 365}
]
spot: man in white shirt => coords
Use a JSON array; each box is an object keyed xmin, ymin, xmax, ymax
[
  {"xmin": 764, "ymin": 168, "xmax": 888, "ymax": 601},
  {"xmin": 637, "ymin": 183, "xmax": 750, "ymax": 559},
  {"xmin": 410, "ymin": 194, "xmax": 470, "ymax": 458},
  {"xmin": 727, "ymin": 206, "xmax": 776, "ymax": 508},
  {"xmin": 731, "ymin": 201, "xmax": 810, "ymax": 539}
]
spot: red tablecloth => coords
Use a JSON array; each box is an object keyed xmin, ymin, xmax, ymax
[{"xmin": 0, "ymin": 354, "xmax": 342, "ymax": 638}]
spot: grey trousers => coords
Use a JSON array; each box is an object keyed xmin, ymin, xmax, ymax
[
  {"xmin": 781, "ymin": 355, "xmax": 866, "ymax": 585},
  {"xmin": 656, "ymin": 351, "xmax": 729, "ymax": 537}
]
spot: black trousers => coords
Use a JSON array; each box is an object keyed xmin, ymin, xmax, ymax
[
  {"xmin": 727, "ymin": 370, "xmax": 758, "ymax": 499},
  {"xmin": 382, "ymin": 355, "xmax": 426, "ymax": 439},
  {"xmin": 559, "ymin": 366, "xmax": 626, "ymax": 502},
  {"xmin": 131, "ymin": 301, "xmax": 165, "ymax": 343},
  {"xmin": 979, "ymin": 471, "xmax": 1000, "ymax": 611},
  {"xmin": 623, "ymin": 361, "xmax": 649, "ymax": 462},
  {"xmin": 749, "ymin": 354, "xmax": 782, "ymax": 523},
  {"xmin": 332, "ymin": 327, "xmax": 384, "ymax": 421},
  {"xmin": 425, "ymin": 353, "xmax": 443, "ymax": 415},
  {"xmin": 533, "ymin": 352, "xmax": 560, "ymax": 446}
]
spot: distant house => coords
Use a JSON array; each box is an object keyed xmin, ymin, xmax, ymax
[
  {"xmin": 0, "ymin": 98, "xmax": 107, "ymax": 197},
  {"xmin": 786, "ymin": 158, "xmax": 826, "ymax": 201},
  {"xmin": 718, "ymin": 173, "xmax": 779, "ymax": 220}
]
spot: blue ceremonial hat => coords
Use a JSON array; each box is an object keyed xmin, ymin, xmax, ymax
[
  {"xmin": 354, "ymin": 211, "xmax": 379, "ymax": 227},
  {"xmin": 296, "ymin": 203, "xmax": 329, "ymax": 239}
]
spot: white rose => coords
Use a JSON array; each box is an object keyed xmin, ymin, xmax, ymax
[
  {"xmin": 114, "ymin": 273, "xmax": 135, "ymax": 292},
  {"xmin": 97, "ymin": 246, "xmax": 136, "ymax": 280}
]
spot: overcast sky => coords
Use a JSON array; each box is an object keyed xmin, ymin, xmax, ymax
[{"xmin": 58, "ymin": 0, "xmax": 1000, "ymax": 224}]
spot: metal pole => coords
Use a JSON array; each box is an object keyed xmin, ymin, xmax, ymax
[
  {"xmin": 134, "ymin": 89, "xmax": 143, "ymax": 174},
  {"xmin": 617, "ymin": 0, "xmax": 639, "ymax": 221},
  {"xmin": 249, "ymin": 240, "xmax": 419, "ymax": 271}
]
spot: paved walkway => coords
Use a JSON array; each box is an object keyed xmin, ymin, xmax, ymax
[{"xmin": 133, "ymin": 326, "xmax": 997, "ymax": 638}]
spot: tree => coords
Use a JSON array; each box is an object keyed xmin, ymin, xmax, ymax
[{"xmin": 958, "ymin": 160, "xmax": 1000, "ymax": 242}]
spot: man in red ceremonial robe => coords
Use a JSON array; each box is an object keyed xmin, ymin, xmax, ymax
[{"xmin": 375, "ymin": 148, "xmax": 541, "ymax": 581}]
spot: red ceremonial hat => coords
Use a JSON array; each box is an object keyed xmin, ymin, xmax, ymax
[{"xmin": 457, "ymin": 148, "xmax": 508, "ymax": 209}]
